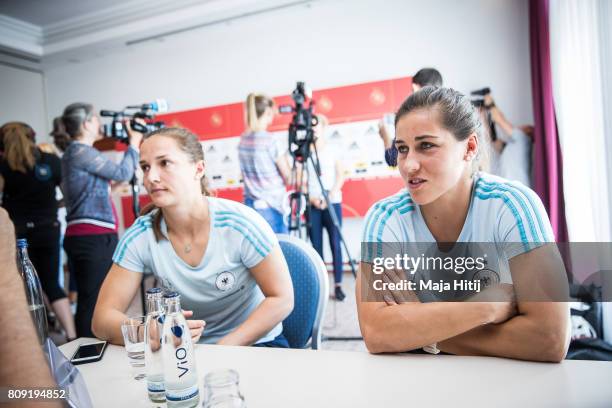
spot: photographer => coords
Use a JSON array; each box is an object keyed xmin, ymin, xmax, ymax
[
  {"xmin": 238, "ymin": 93, "xmax": 291, "ymax": 233},
  {"xmin": 60, "ymin": 102, "xmax": 142, "ymax": 337},
  {"xmin": 484, "ymin": 94, "xmax": 533, "ymax": 187},
  {"xmin": 379, "ymin": 68, "xmax": 444, "ymax": 166}
]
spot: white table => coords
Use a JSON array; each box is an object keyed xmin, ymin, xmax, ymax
[{"xmin": 60, "ymin": 338, "xmax": 612, "ymax": 407}]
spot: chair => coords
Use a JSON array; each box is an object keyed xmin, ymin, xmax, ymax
[{"xmin": 277, "ymin": 234, "xmax": 329, "ymax": 349}]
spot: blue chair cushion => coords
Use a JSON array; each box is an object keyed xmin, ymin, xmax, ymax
[{"xmin": 280, "ymin": 240, "xmax": 321, "ymax": 348}]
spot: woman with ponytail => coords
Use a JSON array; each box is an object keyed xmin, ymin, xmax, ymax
[
  {"xmin": 92, "ymin": 127, "xmax": 294, "ymax": 347},
  {"xmin": 238, "ymin": 93, "xmax": 291, "ymax": 233},
  {"xmin": 0, "ymin": 121, "xmax": 77, "ymax": 341}
]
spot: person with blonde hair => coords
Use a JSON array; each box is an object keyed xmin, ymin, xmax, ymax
[
  {"xmin": 93, "ymin": 127, "xmax": 293, "ymax": 347},
  {"xmin": 0, "ymin": 121, "xmax": 77, "ymax": 341},
  {"xmin": 238, "ymin": 93, "xmax": 291, "ymax": 233}
]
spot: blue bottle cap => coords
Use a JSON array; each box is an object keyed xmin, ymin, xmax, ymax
[
  {"xmin": 16, "ymin": 239, "xmax": 28, "ymax": 248},
  {"xmin": 163, "ymin": 291, "xmax": 179, "ymax": 298},
  {"xmin": 146, "ymin": 287, "xmax": 163, "ymax": 294}
]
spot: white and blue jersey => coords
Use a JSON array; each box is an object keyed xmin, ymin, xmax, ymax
[
  {"xmin": 112, "ymin": 197, "xmax": 282, "ymax": 344},
  {"xmin": 361, "ymin": 172, "xmax": 555, "ymax": 293}
]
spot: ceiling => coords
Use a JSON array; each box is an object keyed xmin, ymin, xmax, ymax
[
  {"xmin": 0, "ymin": 0, "xmax": 312, "ymax": 67},
  {"xmin": 0, "ymin": 0, "xmax": 128, "ymax": 27}
]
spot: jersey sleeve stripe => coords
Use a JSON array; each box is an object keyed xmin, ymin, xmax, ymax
[
  {"xmin": 214, "ymin": 211, "xmax": 272, "ymax": 253},
  {"xmin": 363, "ymin": 194, "xmax": 412, "ymax": 243},
  {"xmin": 480, "ymin": 179, "xmax": 551, "ymax": 241},
  {"xmin": 213, "ymin": 222, "xmax": 268, "ymax": 258},
  {"xmin": 362, "ymin": 194, "xmax": 408, "ymax": 242},
  {"xmin": 113, "ymin": 220, "xmax": 152, "ymax": 263},
  {"xmin": 474, "ymin": 190, "xmax": 530, "ymax": 251},
  {"xmin": 476, "ymin": 180, "xmax": 543, "ymax": 242}
]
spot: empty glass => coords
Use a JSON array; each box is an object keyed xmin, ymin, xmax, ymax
[
  {"xmin": 121, "ymin": 315, "xmax": 146, "ymax": 380},
  {"xmin": 203, "ymin": 369, "xmax": 245, "ymax": 408}
]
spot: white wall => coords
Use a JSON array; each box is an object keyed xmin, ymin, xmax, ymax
[
  {"xmin": 43, "ymin": 0, "xmax": 533, "ymax": 126},
  {"xmin": 0, "ymin": 63, "xmax": 48, "ymax": 140},
  {"xmin": 41, "ymin": 0, "xmax": 533, "ymax": 266}
]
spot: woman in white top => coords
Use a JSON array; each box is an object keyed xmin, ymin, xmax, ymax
[
  {"xmin": 307, "ymin": 115, "xmax": 346, "ymax": 300},
  {"xmin": 357, "ymin": 87, "xmax": 570, "ymax": 362},
  {"xmin": 92, "ymin": 127, "xmax": 294, "ymax": 346}
]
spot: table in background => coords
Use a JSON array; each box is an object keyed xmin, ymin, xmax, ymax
[{"xmin": 60, "ymin": 338, "xmax": 612, "ymax": 407}]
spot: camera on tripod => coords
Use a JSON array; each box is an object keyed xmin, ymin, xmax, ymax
[
  {"xmin": 100, "ymin": 99, "xmax": 168, "ymax": 143},
  {"xmin": 278, "ymin": 82, "xmax": 318, "ymax": 161}
]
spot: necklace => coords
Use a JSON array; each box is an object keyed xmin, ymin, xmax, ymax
[{"xmin": 184, "ymin": 243, "xmax": 192, "ymax": 253}]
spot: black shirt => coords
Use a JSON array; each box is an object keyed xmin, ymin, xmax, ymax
[{"xmin": 0, "ymin": 149, "xmax": 61, "ymax": 225}]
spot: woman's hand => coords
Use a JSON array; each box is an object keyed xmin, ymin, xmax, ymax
[
  {"xmin": 125, "ymin": 119, "xmax": 145, "ymax": 150},
  {"xmin": 309, "ymin": 196, "xmax": 326, "ymax": 210},
  {"xmin": 182, "ymin": 310, "xmax": 206, "ymax": 343},
  {"xmin": 470, "ymin": 283, "xmax": 517, "ymax": 324}
]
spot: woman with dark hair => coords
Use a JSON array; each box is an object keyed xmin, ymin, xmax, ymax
[
  {"xmin": 60, "ymin": 103, "xmax": 142, "ymax": 337},
  {"xmin": 0, "ymin": 121, "xmax": 76, "ymax": 341},
  {"xmin": 238, "ymin": 93, "xmax": 291, "ymax": 233},
  {"xmin": 357, "ymin": 87, "xmax": 570, "ymax": 362},
  {"xmin": 92, "ymin": 127, "xmax": 293, "ymax": 347}
]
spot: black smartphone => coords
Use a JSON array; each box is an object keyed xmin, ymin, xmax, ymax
[{"xmin": 70, "ymin": 341, "xmax": 108, "ymax": 365}]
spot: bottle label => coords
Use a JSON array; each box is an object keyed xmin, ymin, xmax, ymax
[
  {"xmin": 166, "ymin": 384, "xmax": 199, "ymax": 402},
  {"xmin": 147, "ymin": 380, "xmax": 165, "ymax": 392}
]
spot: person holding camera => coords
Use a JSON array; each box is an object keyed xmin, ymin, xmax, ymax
[
  {"xmin": 60, "ymin": 102, "xmax": 142, "ymax": 337},
  {"xmin": 238, "ymin": 93, "xmax": 291, "ymax": 233},
  {"xmin": 379, "ymin": 68, "xmax": 444, "ymax": 166},
  {"xmin": 483, "ymin": 94, "xmax": 533, "ymax": 187},
  {"xmin": 92, "ymin": 127, "xmax": 293, "ymax": 347},
  {"xmin": 307, "ymin": 115, "xmax": 347, "ymax": 301},
  {"xmin": 0, "ymin": 121, "xmax": 77, "ymax": 342},
  {"xmin": 357, "ymin": 87, "xmax": 569, "ymax": 362}
]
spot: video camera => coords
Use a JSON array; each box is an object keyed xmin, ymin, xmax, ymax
[
  {"xmin": 100, "ymin": 99, "xmax": 168, "ymax": 143},
  {"xmin": 470, "ymin": 87, "xmax": 497, "ymax": 141},
  {"xmin": 279, "ymin": 82, "xmax": 318, "ymax": 161},
  {"xmin": 470, "ymin": 87, "xmax": 491, "ymax": 108}
]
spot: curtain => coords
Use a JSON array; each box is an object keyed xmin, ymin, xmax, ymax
[
  {"xmin": 549, "ymin": 0, "xmax": 611, "ymax": 242},
  {"xmin": 529, "ymin": 0, "xmax": 569, "ymax": 242}
]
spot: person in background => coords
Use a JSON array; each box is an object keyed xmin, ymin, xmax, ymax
[
  {"xmin": 238, "ymin": 93, "xmax": 291, "ymax": 233},
  {"xmin": 357, "ymin": 87, "xmax": 569, "ymax": 362},
  {"xmin": 379, "ymin": 68, "xmax": 444, "ymax": 166},
  {"xmin": 484, "ymin": 93, "xmax": 533, "ymax": 187},
  {"xmin": 307, "ymin": 114, "xmax": 347, "ymax": 301},
  {"xmin": 60, "ymin": 103, "xmax": 142, "ymax": 337},
  {"xmin": 0, "ymin": 208, "xmax": 62, "ymax": 407},
  {"xmin": 0, "ymin": 122, "xmax": 77, "ymax": 342},
  {"xmin": 48, "ymin": 117, "xmax": 78, "ymax": 306},
  {"xmin": 92, "ymin": 127, "xmax": 293, "ymax": 347}
]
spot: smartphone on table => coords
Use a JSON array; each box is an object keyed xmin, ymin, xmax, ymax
[{"xmin": 70, "ymin": 341, "xmax": 108, "ymax": 365}]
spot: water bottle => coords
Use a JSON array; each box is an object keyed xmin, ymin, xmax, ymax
[
  {"xmin": 162, "ymin": 292, "xmax": 199, "ymax": 407},
  {"xmin": 16, "ymin": 239, "xmax": 48, "ymax": 344},
  {"xmin": 145, "ymin": 287, "xmax": 166, "ymax": 402}
]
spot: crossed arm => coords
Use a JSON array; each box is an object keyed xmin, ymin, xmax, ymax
[{"xmin": 356, "ymin": 244, "xmax": 570, "ymax": 362}]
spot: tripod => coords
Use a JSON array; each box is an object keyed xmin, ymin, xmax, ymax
[{"xmin": 287, "ymin": 141, "xmax": 356, "ymax": 279}]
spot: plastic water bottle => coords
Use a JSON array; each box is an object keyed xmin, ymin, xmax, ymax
[
  {"xmin": 145, "ymin": 287, "xmax": 166, "ymax": 402},
  {"xmin": 162, "ymin": 292, "xmax": 199, "ymax": 407},
  {"xmin": 16, "ymin": 239, "xmax": 48, "ymax": 344}
]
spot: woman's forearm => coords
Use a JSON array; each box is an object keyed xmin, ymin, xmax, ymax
[
  {"xmin": 92, "ymin": 307, "xmax": 128, "ymax": 345},
  {"xmin": 438, "ymin": 311, "xmax": 570, "ymax": 362},
  {"xmin": 361, "ymin": 302, "xmax": 494, "ymax": 353},
  {"xmin": 217, "ymin": 295, "xmax": 292, "ymax": 346}
]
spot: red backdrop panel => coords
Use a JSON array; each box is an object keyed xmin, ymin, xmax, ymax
[{"xmin": 119, "ymin": 77, "xmax": 412, "ymax": 227}]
